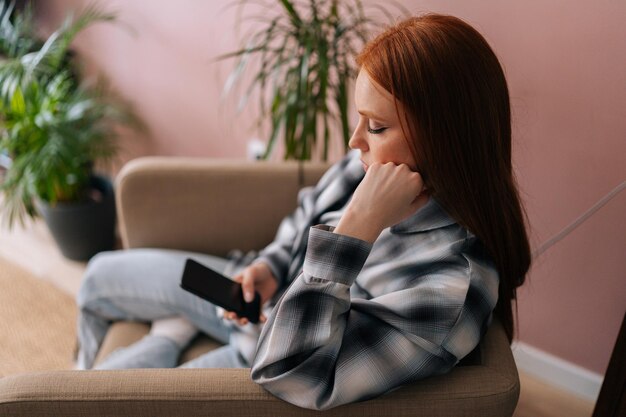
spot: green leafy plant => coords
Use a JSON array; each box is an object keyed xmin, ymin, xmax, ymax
[
  {"xmin": 0, "ymin": 1, "xmax": 134, "ymax": 228},
  {"xmin": 0, "ymin": 1, "xmax": 40, "ymax": 59},
  {"xmin": 220, "ymin": 0, "xmax": 404, "ymax": 161}
]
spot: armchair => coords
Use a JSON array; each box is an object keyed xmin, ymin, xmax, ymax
[{"xmin": 0, "ymin": 157, "xmax": 520, "ymax": 417}]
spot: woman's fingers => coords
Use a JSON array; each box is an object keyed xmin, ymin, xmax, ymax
[
  {"xmin": 358, "ymin": 162, "xmax": 427, "ymax": 223},
  {"xmin": 223, "ymin": 310, "xmax": 266, "ymax": 324},
  {"xmin": 223, "ymin": 263, "xmax": 277, "ymax": 324},
  {"xmin": 222, "ymin": 310, "xmax": 248, "ymax": 324},
  {"xmin": 240, "ymin": 268, "xmax": 256, "ymax": 303},
  {"xmin": 223, "ymin": 310, "xmax": 236, "ymax": 320},
  {"xmin": 335, "ymin": 162, "xmax": 429, "ymax": 242}
]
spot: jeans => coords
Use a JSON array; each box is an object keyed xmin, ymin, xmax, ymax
[{"xmin": 76, "ymin": 248, "xmax": 248, "ymax": 369}]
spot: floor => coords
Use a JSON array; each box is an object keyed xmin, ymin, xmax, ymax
[{"xmin": 0, "ymin": 216, "xmax": 597, "ymax": 417}]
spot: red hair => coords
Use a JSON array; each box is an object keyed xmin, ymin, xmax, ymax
[{"xmin": 357, "ymin": 14, "xmax": 531, "ymax": 342}]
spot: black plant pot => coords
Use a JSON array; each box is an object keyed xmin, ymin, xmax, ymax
[{"xmin": 38, "ymin": 175, "xmax": 117, "ymax": 261}]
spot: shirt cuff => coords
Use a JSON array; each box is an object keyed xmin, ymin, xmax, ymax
[{"xmin": 303, "ymin": 225, "xmax": 372, "ymax": 286}]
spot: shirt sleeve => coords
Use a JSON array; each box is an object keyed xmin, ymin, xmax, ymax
[{"xmin": 251, "ymin": 225, "xmax": 490, "ymax": 410}]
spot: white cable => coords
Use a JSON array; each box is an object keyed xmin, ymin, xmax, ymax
[{"xmin": 532, "ymin": 180, "xmax": 626, "ymax": 259}]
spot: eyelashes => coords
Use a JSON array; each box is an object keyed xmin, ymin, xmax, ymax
[{"xmin": 367, "ymin": 125, "xmax": 388, "ymax": 134}]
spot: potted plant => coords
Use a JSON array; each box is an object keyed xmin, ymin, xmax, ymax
[
  {"xmin": 219, "ymin": 0, "xmax": 405, "ymax": 161},
  {"xmin": 0, "ymin": 1, "xmax": 136, "ymax": 260}
]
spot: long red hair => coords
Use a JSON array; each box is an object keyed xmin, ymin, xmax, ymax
[{"xmin": 357, "ymin": 14, "xmax": 531, "ymax": 342}]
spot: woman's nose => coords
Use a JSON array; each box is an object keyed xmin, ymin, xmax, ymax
[{"xmin": 348, "ymin": 126, "xmax": 368, "ymax": 151}]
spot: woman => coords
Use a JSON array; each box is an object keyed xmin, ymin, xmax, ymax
[{"xmin": 76, "ymin": 13, "xmax": 530, "ymax": 411}]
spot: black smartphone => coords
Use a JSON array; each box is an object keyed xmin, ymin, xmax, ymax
[{"xmin": 180, "ymin": 258, "xmax": 261, "ymax": 324}]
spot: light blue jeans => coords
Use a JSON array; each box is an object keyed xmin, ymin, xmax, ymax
[{"xmin": 76, "ymin": 248, "xmax": 248, "ymax": 370}]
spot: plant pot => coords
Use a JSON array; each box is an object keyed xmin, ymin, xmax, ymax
[{"xmin": 38, "ymin": 175, "xmax": 117, "ymax": 261}]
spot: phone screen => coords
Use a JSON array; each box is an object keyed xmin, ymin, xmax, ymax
[{"xmin": 180, "ymin": 258, "xmax": 260, "ymax": 323}]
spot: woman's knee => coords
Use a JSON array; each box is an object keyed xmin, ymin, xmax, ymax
[
  {"xmin": 77, "ymin": 248, "xmax": 188, "ymax": 309},
  {"xmin": 77, "ymin": 250, "xmax": 125, "ymax": 308}
]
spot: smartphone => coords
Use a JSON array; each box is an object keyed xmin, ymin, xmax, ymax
[{"xmin": 180, "ymin": 258, "xmax": 261, "ymax": 324}]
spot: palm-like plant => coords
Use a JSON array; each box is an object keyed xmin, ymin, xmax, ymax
[
  {"xmin": 0, "ymin": 1, "xmax": 40, "ymax": 59},
  {"xmin": 0, "ymin": 1, "xmax": 132, "ymax": 228},
  {"xmin": 220, "ymin": 0, "xmax": 403, "ymax": 161}
]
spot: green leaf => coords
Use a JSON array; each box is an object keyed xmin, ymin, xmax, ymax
[
  {"xmin": 9, "ymin": 83, "xmax": 24, "ymax": 114},
  {"xmin": 278, "ymin": 0, "xmax": 302, "ymax": 27}
]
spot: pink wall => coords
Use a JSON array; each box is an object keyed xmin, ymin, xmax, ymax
[
  {"xmin": 37, "ymin": 1, "xmax": 626, "ymax": 375},
  {"xmin": 37, "ymin": 0, "xmax": 274, "ymax": 166}
]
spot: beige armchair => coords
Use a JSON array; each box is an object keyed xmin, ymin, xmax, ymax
[{"xmin": 0, "ymin": 157, "xmax": 520, "ymax": 417}]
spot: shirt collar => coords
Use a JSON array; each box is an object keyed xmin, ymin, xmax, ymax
[{"xmin": 390, "ymin": 198, "xmax": 457, "ymax": 234}]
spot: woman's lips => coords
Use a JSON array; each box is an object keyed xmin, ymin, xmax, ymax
[{"xmin": 361, "ymin": 160, "xmax": 368, "ymax": 171}]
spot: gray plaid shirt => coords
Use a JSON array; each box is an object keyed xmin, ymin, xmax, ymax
[{"xmin": 228, "ymin": 150, "xmax": 499, "ymax": 410}]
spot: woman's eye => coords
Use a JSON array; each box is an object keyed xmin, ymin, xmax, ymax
[{"xmin": 367, "ymin": 125, "xmax": 387, "ymax": 134}]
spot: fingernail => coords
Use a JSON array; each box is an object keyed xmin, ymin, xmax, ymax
[{"xmin": 244, "ymin": 291, "xmax": 253, "ymax": 302}]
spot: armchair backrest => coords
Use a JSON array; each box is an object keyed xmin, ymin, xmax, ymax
[{"xmin": 116, "ymin": 158, "xmax": 330, "ymax": 256}]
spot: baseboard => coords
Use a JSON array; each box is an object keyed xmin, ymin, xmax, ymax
[{"xmin": 512, "ymin": 342, "xmax": 604, "ymax": 402}]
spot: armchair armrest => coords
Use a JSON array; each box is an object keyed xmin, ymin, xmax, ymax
[
  {"xmin": 0, "ymin": 320, "xmax": 519, "ymax": 417},
  {"xmin": 116, "ymin": 157, "xmax": 329, "ymax": 256}
]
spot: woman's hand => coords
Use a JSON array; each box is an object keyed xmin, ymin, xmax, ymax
[
  {"xmin": 335, "ymin": 162, "xmax": 429, "ymax": 243},
  {"xmin": 223, "ymin": 262, "xmax": 278, "ymax": 325}
]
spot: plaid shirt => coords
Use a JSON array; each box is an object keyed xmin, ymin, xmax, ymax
[{"xmin": 227, "ymin": 150, "xmax": 499, "ymax": 410}]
